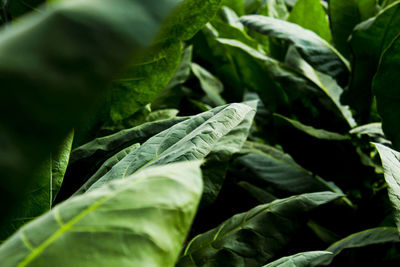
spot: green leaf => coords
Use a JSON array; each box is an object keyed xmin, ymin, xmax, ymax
[
  {"xmin": 0, "ymin": 0, "xmax": 182, "ymax": 225},
  {"xmin": 287, "ymin": 0, "xmax": 331, "ymax": 42},
  {"xmin": 177, "ymin": 192, "xmax": 342, "ymax": 266},
  {"xmin": 0, "ymin": 161, "xmax": 203, "ymax": 266},
  {"xmin": 315, "ymin": 227, "xmax": 400, "ymax": 265},
  {"xmin": 236, "ymin": 141, "xmax": 341, "ymax": 195},
  {"xmin": 240, "ymin": 15, "xmax": 350, "ymax": 82},
  {"xmin": 84, "ymin": 102, "xmax": 257, "ymax": 207},
  {"xmin": 372, "ymin": 33, "xmax": 400, "ymax": 149},
  {"xmin": 73, "ymin": 143, "xmax": 141, "ymax": 196},
  {"xmin": 152, "ymin": 45, "xmax": 193, "ymax": 110},
  {"xmin": 375, "ymin": 144, "xmax": 400, "ymax": 232},
  {"xmin": 57, "ymin": 117, "xmax": 189, "ymax": 201},
  {"xmin": 329, "ymin": 0, "xmax": 379, "ymax": 58},
  {"xmin": 0, "ymin": 131, "xmax": 74, "ymax": 242},
  {"xmin": 344, "ymin": 2, "xmax": 400, "ymax": 121},
  {"xmin": 107, "ymin": 42, "xmax": 183, "ymax": 123},
  {"xmin": 284, "ymin": 46, "xmax": 356, "ymax": 127},
  {"xmin": 191, "ymin": 63, "xmax": 227, "ymax": 107},
  {"xmin": 222, "ymin": 0, "xmax": 245, "ymax": 16},
  {"xmin": 263, "ymin": 251, "xmax": 332, "ymax": 267},
  {"xmin": 273, "ymin": 114, "xmax": 350, "ymax": 141},
  {"xmin": 258, "ymin": 0, "xmax": 288, "ymax": 20}
]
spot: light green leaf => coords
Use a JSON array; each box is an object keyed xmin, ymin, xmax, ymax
[
  {"xmin": 375, "ymin": 144, "xmax": 400, "ymax": 232},
  {"xmin": 240, "ymin": 15, "xmax": 350, "ymax": 82},
  {"xmin": 85, "ymin": 102, "xmax": 257, "ymax": 207},
  {"xmin": 372, "ymin": 32, "xmax": 400, "ymax": 149},
  {"xmin": 344, "ymin": 2, "xmax": 400, "ymax": 121},
  {"xmin": 287, "ymin": 0, "xmax": 331, "ymax": 42},
  {"xmin": 191, "ymin": 63, "xmax": 227, "ymax": 107},
  {"xmin": 263, "ymin": 251, "xmax": 332, "ymax": 267},
  {"xmin": 0, "ymin": 161, "xmax": 203, "ymax": 267},
  {"xmin": 329, "ymin": 0, "xmax": 379, "ymax": 57},
  {"xmin": 57, "ymin": 117, "xmax": 189, "ymax": 201},
  {"xmin": 177, "ymin": 192, "xmax": 342, "ymax": 266},
  {"xmin": 315, "ymin": 227, "xmax": 400, "ymax": 265}
]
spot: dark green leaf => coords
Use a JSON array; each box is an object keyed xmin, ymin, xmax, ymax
[
  {"xmin": 0, "ymin": 161, "xmax": 203, "ymax": 266},
  {"xmin": 177, "ymin": 192, "xmax": 342, "ymax": 267},
  {"xmin": 236, "ymin": 141, "xmax": 341, "ymax": 195},
  {"xmin": 344, "ymin": 2, "xmax": 400, "ymax": 121},
  {"xmin": 0, "ymin": 0, "xmax": 182, "ymax": 225},
  {"xmin": 329, "ymin": 0, "xmax": 378, "ymax": 57},
  {"xmin": 372, "ymin": 33, "xmax": 400, "ymax": 149},
  {"xmin": 0, "ymin": 131, "xmax": 73, "ymax": 241},
  {"xmin": 240, "ymin": 15, "xmax": 350, "ymax": 82},
  {"xmin": 315, "ymin": 227, "xmax": 400, "ymax": 265},
  {"xmin": 191, "ymin": 63, "xmax": 227, "ymax": 107}
]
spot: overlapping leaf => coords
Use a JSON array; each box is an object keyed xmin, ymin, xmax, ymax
[
  {"xmin": 84, "ymin": 102, "xmax": 256, "ymax": 207},
  {"xmin": 177, "ymin": 192, "xmax": 341, "ymax": 267},
  {"xmin": 0, "ymin": 161, "xmax": 203, "ymax": 266},
  {"xmin": 240, "ymin": 15, "xmax": 350, "ymax": 82},
  {"xmin": 345, "ymin": 2, "xmax": 400, "ymax": 120}
]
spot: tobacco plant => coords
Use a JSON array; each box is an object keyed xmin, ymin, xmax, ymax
[{"xmin": 1, "ymin": 0, "xmax": 400, "ymax": 266}]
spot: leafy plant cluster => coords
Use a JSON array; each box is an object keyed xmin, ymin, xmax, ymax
[{"xmin": 1, "ymin": 0, "xmax": 400, "ymax": 266}]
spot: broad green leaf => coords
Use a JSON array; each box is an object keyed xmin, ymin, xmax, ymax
[
  {"xmin": 263, "ymin": 251, "xmax": 332, "ymax": 267},
  {"xmin": 57, "ymin": 116, "xmax": 189, "ymax": 202},
  {"xmin": 315, "ymin": 227, "xmax": 400, "ymax": 265},
  {"xmin": 329, "ymin": 0, "xmax": 378, "ymax": 58},
  {"xmin": 0, "ymin": 0, "xmax": 182, "ymax": 225},
  {"xmin": 375, "ymin": 144, "xmax": 400, "ymax": 232},
  {"xmin": 284, "ymin": 46, "xmax": 356, "ymax": 127},
  {"xmin": 287, "ymin": 0, "xmax": 331, "ymax": 42},
  {"xmin": 0, "ymin": 131, "xmax": 74, "ymax": 242},
  {"xmin": 240, "ymin": 15, "xmax": 350, "ymax": 82},
  {"xmin": 372, "ymin": 33, "xmax": 400, "ymax": 149},
  {"xmin": 0, "ymin": 161, "xmax": 203, "ymax": 267},
  {"xmin": 85, "ymin": 102, "xmax": 257, "ymax": 207},
  {"xmin": 177, "ymin": 192, "xmax": 342, "ymax": 266},
  {"xmin": 345, "ymin": 2, "xmax": 400, "ymax": 121},
  {"xmin": 236, "ymin": 141, "xmax": 341, "ymax": 194},
  {"xmin": 191, "ymin": 63, "xmax": 227, "ymax": 107}
]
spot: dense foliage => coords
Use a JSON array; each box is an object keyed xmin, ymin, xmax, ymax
[{"xmin": 1, "ymin": 0, "xmax": 400, "ymax": 266}]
